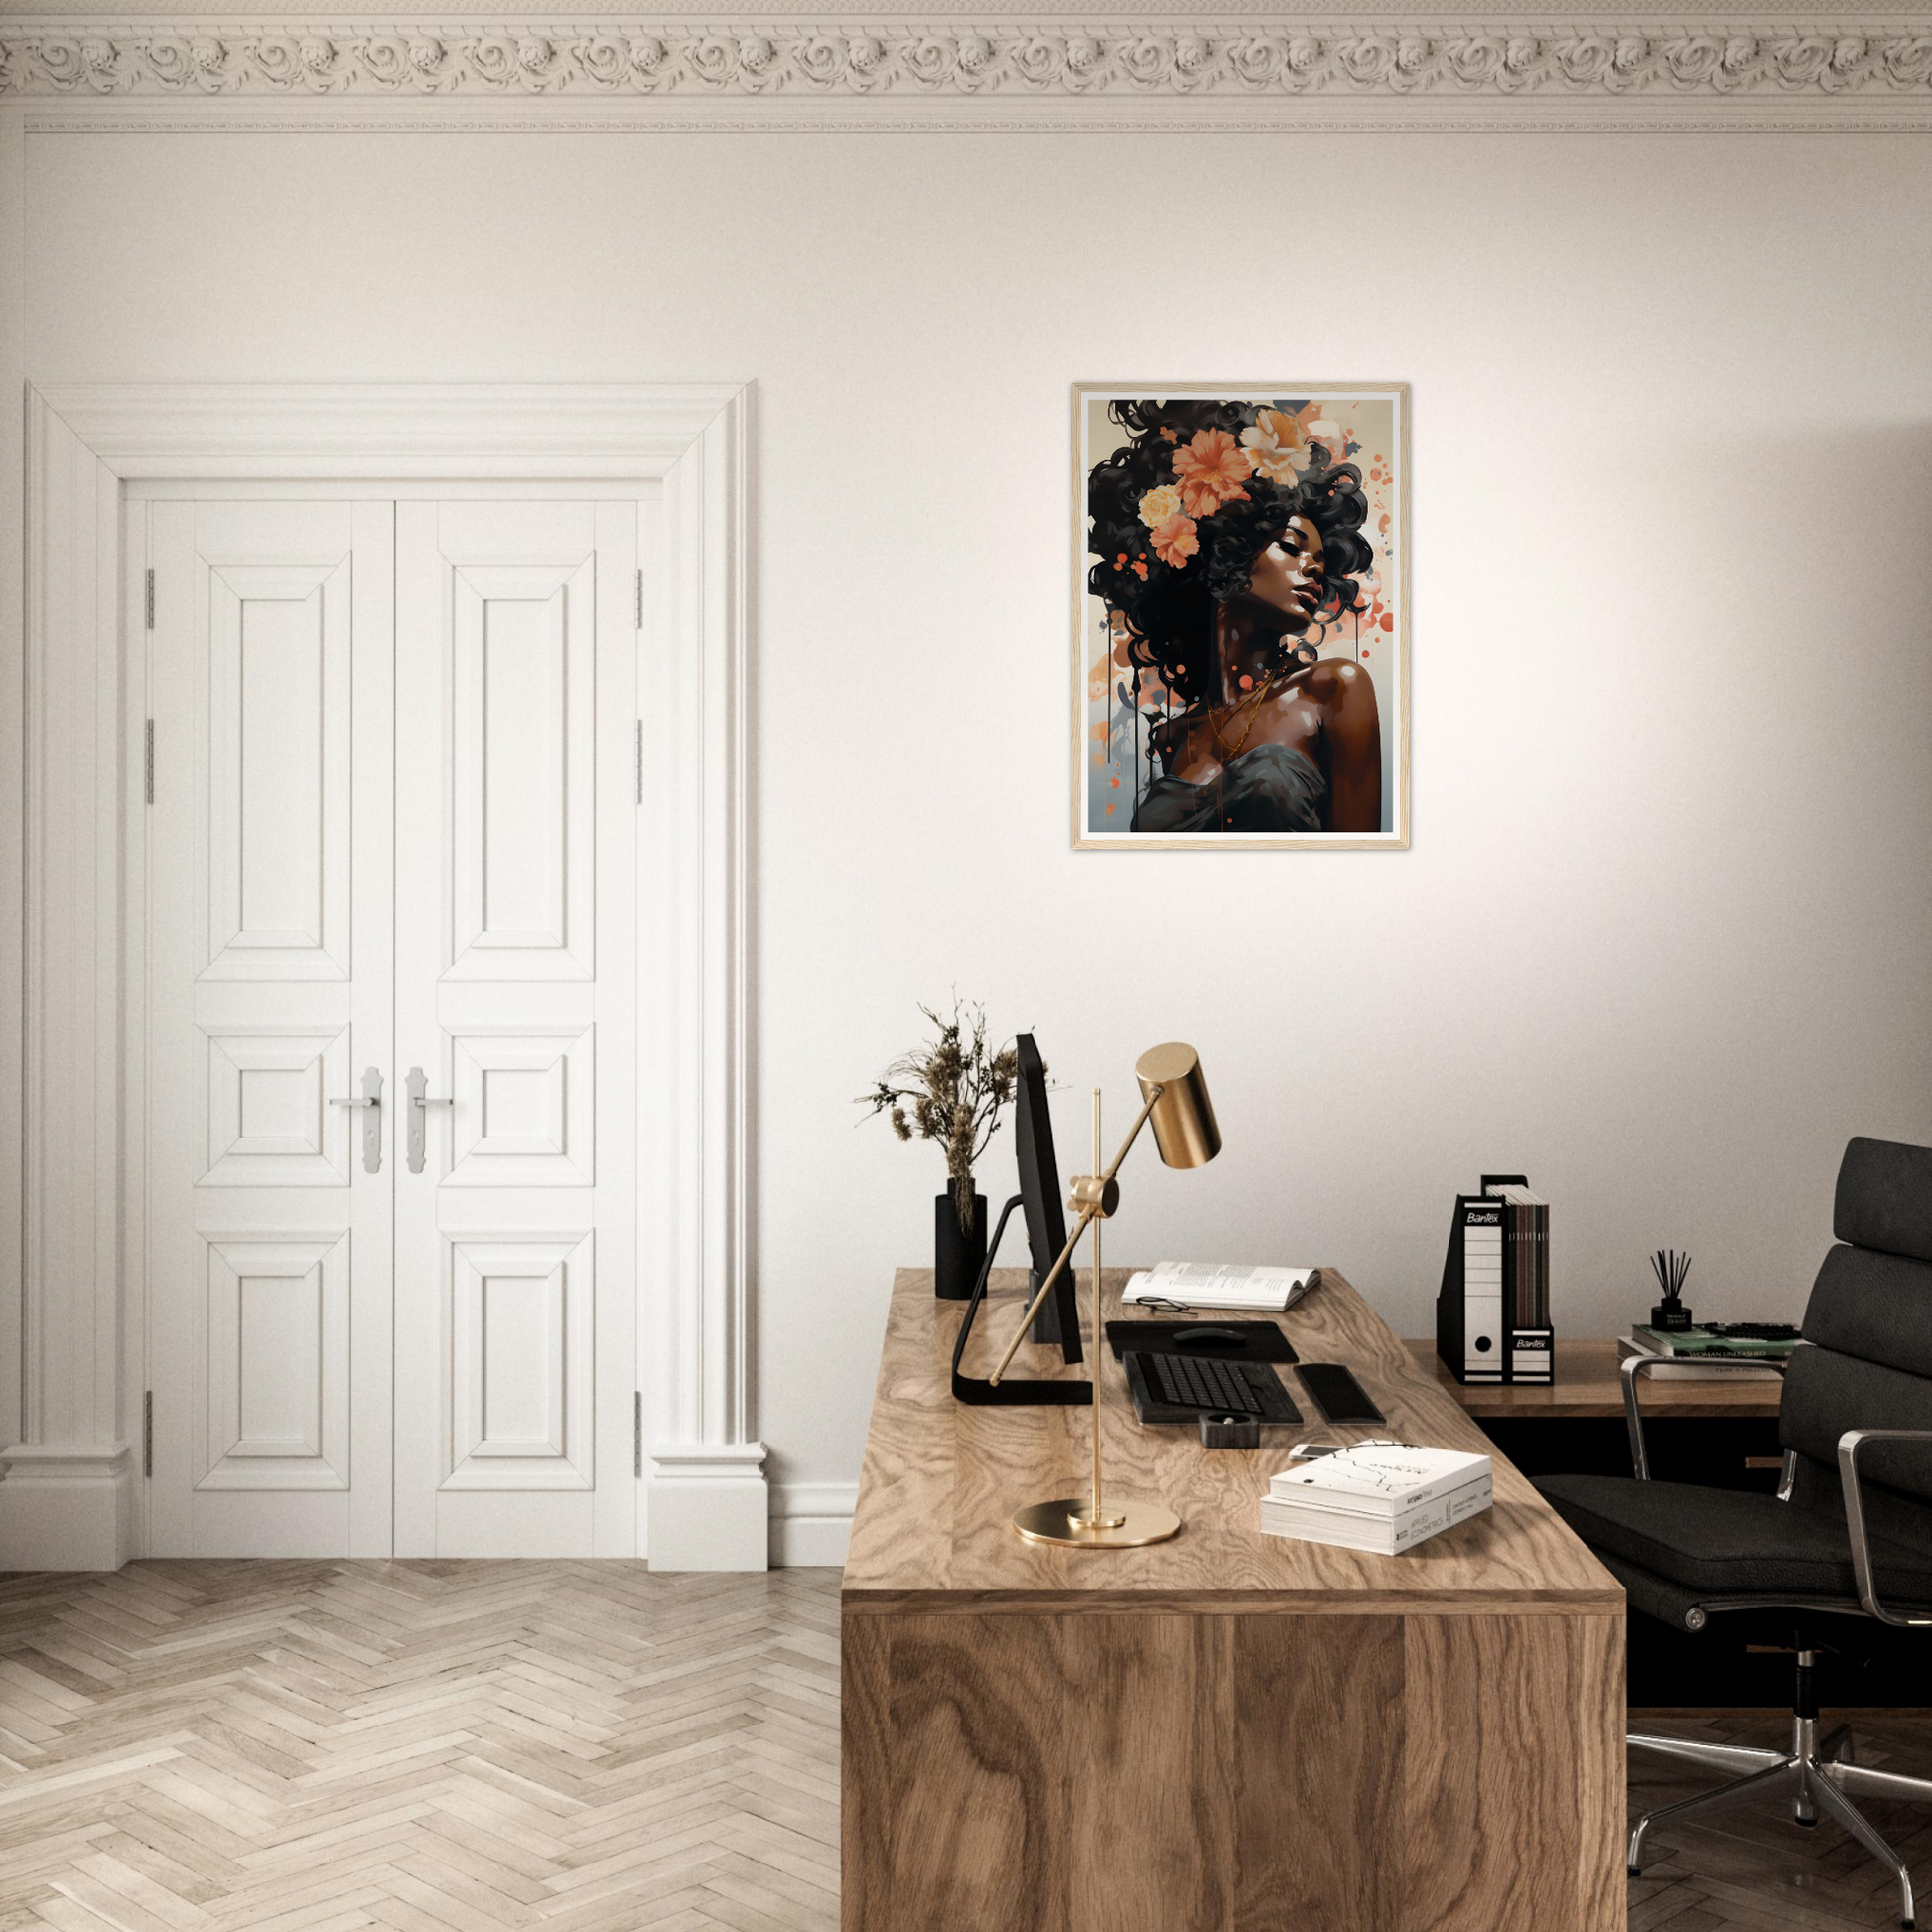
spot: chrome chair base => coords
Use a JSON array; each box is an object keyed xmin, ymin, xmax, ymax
[{"xmin": 1630, "ymin": 1713, "xmax": 1932, "ymax": 1928}]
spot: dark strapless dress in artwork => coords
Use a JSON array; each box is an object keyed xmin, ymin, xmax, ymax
[{"xmin": 1131, "ymin": 742, "xmax": 1327, "ymax": 835}]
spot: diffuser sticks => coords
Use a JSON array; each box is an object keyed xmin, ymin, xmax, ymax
[{"xmin": 1649, "ymin": 1248, "xmax": 1694, "ymax": 1331}]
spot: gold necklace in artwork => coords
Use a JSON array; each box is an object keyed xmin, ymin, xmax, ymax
[{"xmin": 1210, "ymin": 666, "xmax": 1288, "ymax": 763}]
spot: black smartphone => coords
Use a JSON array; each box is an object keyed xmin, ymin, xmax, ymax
[{"xmin": 1296, "ymin": 1363, "xmax": 1385, "ymax": 1426}]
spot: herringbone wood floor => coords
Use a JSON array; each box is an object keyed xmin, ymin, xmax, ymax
[
  {"xmin": 0, "ymin": 1562, "xmax": 840, "ymax": 1932},
  {"xmin": 1629, "ymin": 1706, "xmax": 1932, "ymax": 1931},
  {"xmin": 3, "ymin": 1562, "xmax": 1931, "ymax": 1930}
]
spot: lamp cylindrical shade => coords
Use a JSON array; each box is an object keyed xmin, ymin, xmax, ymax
[{"xmin": 1134, "ymin": 1042, "xmax": 1221, "ymax": 1169}]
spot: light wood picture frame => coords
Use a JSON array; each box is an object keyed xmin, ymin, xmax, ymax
[{"xmin": 1073, "ymin": 382, "xmax": 1410, "ymax": 850}]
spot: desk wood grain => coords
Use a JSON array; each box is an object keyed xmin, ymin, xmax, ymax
[
  {"xmin": 841, "ymin": 1268, "xmax": 1626, "ymax": 1931},
  {"xmin": 843, "ymin": 1267, "xmax": 1621, "ymax": 1613}
]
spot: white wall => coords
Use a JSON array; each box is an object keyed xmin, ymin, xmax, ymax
[{"xmin": 22, "ymin": 126, "xmax": 1932, "ymax": 1539}]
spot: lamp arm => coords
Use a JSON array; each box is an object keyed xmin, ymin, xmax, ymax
[
  {"xmin": 1097, "ymin": 1085, "xmax": 1164, "ymax": 1187},
  {"xmin": 987, "ymin": 1085, "xmax": 1164, "ymax": 1387}
]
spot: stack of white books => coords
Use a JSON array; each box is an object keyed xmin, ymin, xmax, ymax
[{"xmin": 1259, "ymin": 1442, "xmax": 1493, "ymax": 1555}]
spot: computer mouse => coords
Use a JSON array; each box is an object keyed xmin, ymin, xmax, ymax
[{"xmin": 1175, "ymin": 1326, "xmax": 1247, "ymax": 1350}]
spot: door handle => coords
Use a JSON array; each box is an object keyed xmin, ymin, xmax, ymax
[
  {"xmin": 329, "ymin": 1066, "xmax": 385, "ymax": 1174},
  {"xmin": 405, "ymin": 1066, "xmax": 454, "ymax": 1175}
]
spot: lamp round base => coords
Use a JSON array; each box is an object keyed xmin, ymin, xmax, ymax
[{"xmin": 1012, "ymin": 1497, "xmax": 1182, "ymax": 1548}]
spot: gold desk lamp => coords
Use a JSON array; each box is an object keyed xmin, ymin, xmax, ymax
[{"xmin": 986, "ymin": 1042, "xmax": 1221, "ymax": 1549}]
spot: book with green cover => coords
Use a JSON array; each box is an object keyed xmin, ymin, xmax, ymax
[{"xmin": 1631, "ymin": 1324, "xmax": 1800, "ymax": 1360}]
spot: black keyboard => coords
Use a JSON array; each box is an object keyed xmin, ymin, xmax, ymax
[{"xmin": 1126, "ymin": 1350, "xmax": 1302, "ymax": 1423}]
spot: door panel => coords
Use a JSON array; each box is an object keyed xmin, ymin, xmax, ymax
[
  {"xmin": 446, "ymin": 1231, "xmax": 594, "ymax": 1488},
  {"xmin": 201, "ymin": 1232, "xmax": 350, "ymax": 1489},
  {"xmin": 148, "ymin": 501, "xmax": 395, "ymax": 1557},
  {"xmin": 445, "ymin": 1026, "xmax": 596, "ymax": 1187},
  {"xmin": 449, "ymin": 564, "xmax": 595, "ymax": 978},
  {"xmin": 204, "ymin": 565, "xmax": 352, "ymax": 978},
  {"xmin": 393, "ymin": 501, "xmax": 637, "ymax": 1557},
  {"xmin": 201, "ymin": 1024, "xmax": 352, "ymax": 1186}
]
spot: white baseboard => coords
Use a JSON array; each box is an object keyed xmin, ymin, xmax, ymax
[
  {"xmin": 646, "ymin": 1441, "xmax": 769, "ymax": 1571},
  {"xmin": 770, "ymin": 1481, "xmax": 855, "ymax": 1568},
  {"xmin": 0, "ymin": 1443, "xmax": 136, "ymax": 1571},
  {"xmin": 0, "ymin": 1440, "xmax": 850, "ymax": 1573}
]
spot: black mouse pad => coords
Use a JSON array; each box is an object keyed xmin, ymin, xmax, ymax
[{"xmin": 1104, "ymin": 1319, "xmax": 1298, "ymax": 1364}]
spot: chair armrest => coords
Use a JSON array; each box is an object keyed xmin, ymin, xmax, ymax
[
  {"xmin": 1838, "ymin": 1429, "xmax": 1932, "ymax": 1627},
  {"xmin": 1621, "ymin": 1351, "xmax": 1788, "ymax": 1481}
]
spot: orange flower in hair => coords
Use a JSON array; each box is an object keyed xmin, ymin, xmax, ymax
[
  {"xmin": 1172, "ymin": 429, "xmax": 1253, "ymax": 519},
  {"xmin": 1148, "ymin": 512, "xmax": 1199, "ymax": 570}
]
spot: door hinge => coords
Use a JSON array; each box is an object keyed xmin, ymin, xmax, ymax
[
  {"xmin": 633, "ymin": 1392, "xmax": 643, "ymax": 1479},
  {"xmin": 635, "ymin": 568, "xmax": 644, "ymax": 631},
  {"xmin": 144, "ymin": 568, "xmax": 155, "ymax": 630},
  {"xmin": 144, "ymin": 720, "xmax": 155, "ymax": 804},
  {"xmin": 143, "ymin": 1391, "xmax": 153, "ymax": 1477},
  {"xmin": 635, "ymin": 721, "xmax": 644, "ymax": 806}
]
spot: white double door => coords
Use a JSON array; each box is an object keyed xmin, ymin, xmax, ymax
[{"xmin": 147, "ymin": 495, "xmax": 638, "ymax": 1557}]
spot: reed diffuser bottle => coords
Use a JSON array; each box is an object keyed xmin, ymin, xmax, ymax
[{"xmin": 1650, "ymin": 1249, "xmax": 1694, "ymax": 1331}]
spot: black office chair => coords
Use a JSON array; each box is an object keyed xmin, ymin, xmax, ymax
[{"xmin": 1537, "ymin": 1136, "xmax": 1932, "ymax": 1930}]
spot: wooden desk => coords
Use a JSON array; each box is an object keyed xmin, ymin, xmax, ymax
[
  {"xmin": 1407, "ymin": 1336, "xmax": 1784, "ymax": 1419},
  {"xmin": 843, "ymin": 1269, "xmax": 1625, "ymax": 1932}
]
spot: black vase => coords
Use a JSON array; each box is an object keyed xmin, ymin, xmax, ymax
[{"xmin": 934, "ymin": 1183, "xmax": 988, "ymax": 1300}]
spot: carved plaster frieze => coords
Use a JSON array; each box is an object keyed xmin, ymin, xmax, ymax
[{"xmin": 3, "ymin": 20, "xmax": 1931, "ymax": 102}]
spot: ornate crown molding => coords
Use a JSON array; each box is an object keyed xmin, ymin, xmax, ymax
[{"xmin": 3, "ymin": 16, "xmax": 1930, "ymax": 116}]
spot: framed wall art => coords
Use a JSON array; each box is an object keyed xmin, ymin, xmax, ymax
[{"xmin": 1074, "ymin": 383, "xmax": 1409, "ymax": 849}]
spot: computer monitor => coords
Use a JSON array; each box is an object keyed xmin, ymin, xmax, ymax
[
  {"xmin": 1013, "ymin": 1033, "xmax": 1083, "ymax": 1364},
  {"xmin": 948, "ymin": 1032, "xmax": 1089, "ymax": 1405}
]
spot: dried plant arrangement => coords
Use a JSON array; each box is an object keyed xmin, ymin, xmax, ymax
[{"xmin": 860, "ymin": 998, "xmax": 1021, "ymax": 1232}]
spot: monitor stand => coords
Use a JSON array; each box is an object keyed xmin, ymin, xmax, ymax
[{"xmin": 950, "ymin": 1195, "xmax": 1092, "ymax": 1407}]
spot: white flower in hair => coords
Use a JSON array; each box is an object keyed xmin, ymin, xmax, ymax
[
  {"xmin": 1240, "ymin": 407, "xmax": 1313, "ymax": 483},
  {"xmin": 1137, "ymin": 483, "xmax": 1182, "ymax": 529}
]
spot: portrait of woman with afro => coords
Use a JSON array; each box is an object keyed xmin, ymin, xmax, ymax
[{"xmin": 1080, "ymin": 392, "xmax": 1403, "ymax": 841}]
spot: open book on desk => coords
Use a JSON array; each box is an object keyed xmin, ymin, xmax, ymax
[{"xmin": 1122, "ymin": 1261, "xmax": 1320, "ymax": 1313}]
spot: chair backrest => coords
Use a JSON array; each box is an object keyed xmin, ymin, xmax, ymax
[{"xmin": 1780, "ymin": 1138, "xmax": 1932, "ymax": 1542}]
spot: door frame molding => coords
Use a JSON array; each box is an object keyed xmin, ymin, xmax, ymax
[{"xmin": 4, "ymin": 381, "xmax": 763, "ymax": 1570}]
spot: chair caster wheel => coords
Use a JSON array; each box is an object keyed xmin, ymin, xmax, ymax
[
  {"xmin": 1796, "ymin": 1816, "xmax": 1818, "ymax": 1828},
  {"xmin": 1627, "ymin": 1868, "xmax": 1641, "ymax": 1878}
]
